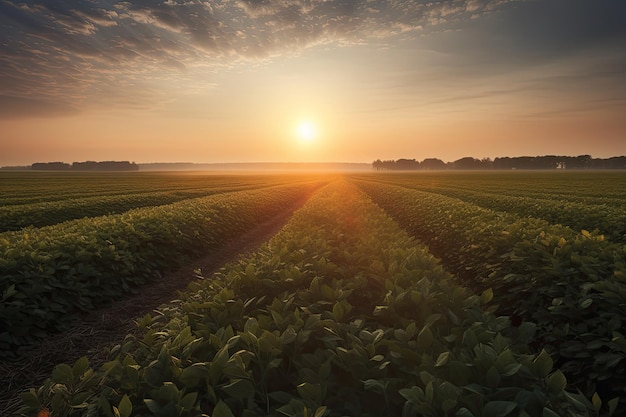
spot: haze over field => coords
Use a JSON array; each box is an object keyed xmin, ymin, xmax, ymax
[{"xmin": 1, "ymin": 0, "xmax": 625, "ymax": 166}]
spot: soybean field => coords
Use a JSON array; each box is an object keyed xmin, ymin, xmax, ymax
[{"xmin": 2, "ymin": 171, "xmax": 625, "ymax": 417}]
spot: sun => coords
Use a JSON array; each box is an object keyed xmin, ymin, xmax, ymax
[{"xmin": 296, "ymin": 121, "xmax": 316, "ymax": 142}]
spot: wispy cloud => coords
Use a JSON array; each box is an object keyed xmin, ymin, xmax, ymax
[{"xmin": 0, "ymin": 0, "xmax": 536, "ymax": 117}]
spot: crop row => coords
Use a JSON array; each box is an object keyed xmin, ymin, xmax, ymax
[
  {"xmin": 353, "ymin": 172, "xmax": 626, "ymax": 208},
  {"xmin": 0, "ymin": 173, "xmax": 297, "ymax": 206},
  {"xmin": 19, "ymin": 180, "xmax": 599, "ymax": 417},
  {"xmin": 356, "ymin": 180, "xmax": 626, "ymax": 409},
  {"xmin": 433, "ymin": 189, "xmax": 626, "ymax": 243},
  {"xmin": 0, "ymin": 184, "xmax": 278, "ymax": 232},
  {"xmin": 0, "ymin": 181, "xmax": 323, "ymax": 357},
  {"xmin": 361, "ymin": 177, "xmax": 626, "ymax": 243}
]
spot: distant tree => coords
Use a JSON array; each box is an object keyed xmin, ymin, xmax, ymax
[
  {"xmin": 71, "ymin": 161, "xmax": 139, "ymax": 171},
  {"xmin": 371, "ymin": 154, "xmax": 626, "ymax": 170},
  {"xmin": 453, "ymin": 157, "xmax": 483, "ymax": 170},
  {"xmin": 593, "ymin": 156, "xmax": 626, "ymax": 169},
  {"xmin": 420, "ymin": 158, "xmax": 446, "ymax": 170},
  {"xmin": 31, "ymin": 162, "xmax": 70, "ymax": 170},
  {"xmin": 571, "ymin": 155, "xmax": 592, "ymax": 169},
  {"xmin": 71, "ymin": 161, "xmax": 99, "ymax": 171},
  {"xmin": 395, "ymin": 158, "xmax": 420, "ymax": 170}
]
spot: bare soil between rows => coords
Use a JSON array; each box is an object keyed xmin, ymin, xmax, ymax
[{"xmin": 0, "ymin": 192, "xmax": 314, "ymax": 416}]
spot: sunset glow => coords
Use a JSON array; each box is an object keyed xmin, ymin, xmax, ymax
[
  {"xmin": 0, "ymin": 0, "xmax": 625, "ymax": 166},
  {"xmin": 296, "ymin": 122, "xmax": 316, "ymax": 143}
]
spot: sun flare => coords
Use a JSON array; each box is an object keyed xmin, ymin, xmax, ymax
[{"xmin": 296, "ymin": 121, "xmax": 316, "ymax": 142}]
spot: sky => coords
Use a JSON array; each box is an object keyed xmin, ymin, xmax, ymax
[{"xmin": 1, "ymin": 0, "xmax": 625, "ymax": 165}]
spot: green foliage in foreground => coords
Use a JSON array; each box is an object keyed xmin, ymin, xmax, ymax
[
  {"xmin": 357, "ymin": 180, "xmax": 626, "ymax": 411},
  {"xmin": 20, "ymin": 181, "xmax": 599, "ymax": 416},
  {"xmin": 0, "ymin": 182, "xmax": 322, "ymax": 357}
]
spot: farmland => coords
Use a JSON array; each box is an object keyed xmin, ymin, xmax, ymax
[{"xmin": 1, "ymin": 171, "xmax": 625, "ymax": 416}]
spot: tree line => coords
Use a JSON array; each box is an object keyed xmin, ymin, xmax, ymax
[
  {"xmin": 31, "ymin": 161, "xmax": 139, "ymax": 171},
  {"xmin": 373, "ymin": 155, "xmax": 626, "ymax": 170}
]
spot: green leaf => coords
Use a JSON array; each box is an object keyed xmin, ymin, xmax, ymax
[
  {"xmin": 591, "ymin": 392, "xmax": 601, "ymax": 411},
  {"xmin": 462, "ymin": 329, "xmax": 478, "ymax": 348},
  {"xmin": 72, "ymin": 356, "xmax": 90, "ymax": 378},
  {"xmin": 435, "ymin": 351, "xmax": 450, "ymax": 367},
  {"xmin": 417, "ymin": 326, "xmax": 433, "ymax": 351},
  {"xmin": 456, "ymin": 407, "xmax": 475, "ymax": 417},
  {"xmin": 364, "ymin": 379, "xmax": 385, "ymax": 393},
  {"xmin": 19, "ymin": 389, "xmax": 40, "ymax": 409},
  {"xmin": 213, "ymin": 400, "xmax": 236, "ymax": 417},
  {"xmin": 425, "ymin": 381, "xmax": 434, "ymax": 403},
  {"xmin": 52, "ymin": 363, "xmax": 74, "ymax": 385},
  {"xmin": 580, "ymin": 298, "xmax": 593, "ymax": 309},
  {"xmin": 542, "ymin": 408, "xmax": 560, "ymax": 417},
  {"xmin": 480, "ymin": 288, "xmax": 494, "ymax": 304},
  {"xmin": 486, "ymin": 366, "xmax": 501, "ymax": 388},
  {"xmin": 314, "ymin": 406, "xmax": 327, "ymax": 417},
  {"xmin": 533, "ymin": 349, "xmax": 553, "ymax": 378},
  {"xmin": 180, "ymin": 363, "xmax": 210, "ymax": 387},
  {"xmin": 297, "ymin": 382, "xmax": 322, "ymax": 402},
  {"xmin": 608, "ymin": 397, "xmax": 619, "ymax": 417},
  {"xmin": 2, "ymin": 284, "xmax": 17, "ymax": 301},
  {"xmin": 269, "ymin": 391, "xmax": 294, "ymax": 404},
  {"xmin": 180, "ymin": 392, "xmax": 198, "ymax": 411},
  {"xmin": 442, "ymin": 399, "xmax": 457, "ymax": 412},
  {"xmin": 483, "ymin": 401, "xmax": 517, "ymax": 417},
  {"xmin": 400, "ymin": 386, "xmax": 425, "ymax": 404},
  {"xmin": 547, "ymin": 370, "xmax": 567, "ymax": 394},
  {"xmin": 222, "ymin": 379, "xmax": 255, "ymax": 399},
  {"xmin": 117, "ymin": 395, "xmax": 132, "ymax": 417}
]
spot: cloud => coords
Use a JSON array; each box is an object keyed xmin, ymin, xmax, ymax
[{"xmin": 1, "ymin": 0, "xmax": 623, "ymax": 118}]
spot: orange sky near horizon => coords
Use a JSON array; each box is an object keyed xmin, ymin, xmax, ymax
[{"xmin": 1, "ymin": 0, "xmax": 625, "ymax": 166}]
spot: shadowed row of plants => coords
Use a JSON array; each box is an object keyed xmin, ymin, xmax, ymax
[
  {"xmin": 19, "ymin": 180, "xmax": 599, "ymax": 417},
  {"xmin": 0, "ymin": 172, "xmax": 299, "ymax": 207},
  {"xmin": 0, "ymin": 181, "xmax": 324, "ymax": 358},
  {"xmin": 353, "ymin": 172, "xmax": 626, "ymax": 242},
  {"xmin": 356, "ymin": 179, "xmax": 626, "ymax": 413},
  {"xmin": 0, "ymin": 184, "xmax": 280, "ymax": 232}
]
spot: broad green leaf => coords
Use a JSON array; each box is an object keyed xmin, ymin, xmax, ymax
[
  {"xmin": 486, "ymin": 366, "xmax": 501, "ymax": 388},
  {"xmin": 462, "ymin": 329, "xmax": 478, "ymax": 348},
  {"xmin": 592, "ymin": 392, "xmax": 601, "ymax": 411},
  {"xmin": 455, "ymin": 407, "xmax": 475, "ymax": 417},
  {"xmin": 180, "ymin": 363, "xmax": 210, "ymax": 387},
  {"xmin": 117, "ymin": 395, "xmax": 132, "ymax": 417},
  {"xmin": 19, "ymin": 389, "xmax": 40, "ymax": 409},
  {"xmin": 72, "ymin": 356, "xmax": 90, "ymax": 378},
  {"xmin": 297, "ymin": 382, "xmax": 322, "ymax": 402},
  {"xmin": 483, "ymin": 401, "xmax": 517, "ymax": 417},
  {"xmin": 222, "ymin": 379, "xmax": 255, "ymax": 399},
  {"xmin": 435, "ymin": 351, "xmax": 450, "ymax": 367},
  {"xmin": 314, "ymin": 406, "xmax": 327, "ymax": 417},
  {"xmin": 213, "ymin": 400, "xmax": 236, "ymax": 417},
  {"xmin": 52, "ymin": 363, "xmax": 74, "ymax": 385},
  {"xmin": 608, "ymin": 397, "xmax": 619, "ymax": 417},
  {"xmin": 417, "ymin": 326, "xmax": 433, "ymax": 351},
  {"xmin": 480, "ymin": 288, "xmax": 494, "ymax": 304},
  {"xmin": 547, "ymin": 370, "xmax": 567, "ymax": 394},
  {"xmin": 533, "ymin": 349, "xmax": 553, "ymax": 378},
  {"xmin": 180, "ymin": 392, "xmax": 198, "ymax": 411},
  {"xmin": 542, "ymin": 408, "xmax": 560, "ymax": 417}
]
